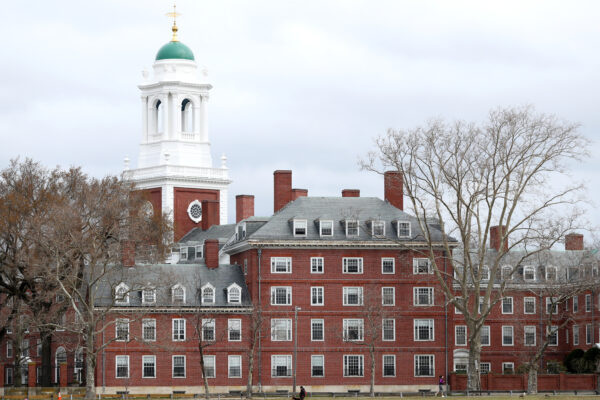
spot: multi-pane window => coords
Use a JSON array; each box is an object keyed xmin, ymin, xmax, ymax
[
  {"xmin": 202, "ymin": 285, "xmax": 215, "ymax": 304},
  {"xmin": 6, "ymin": 341, "xmax": 12, "ymax": 358},
  {"xmin": 142, "ymin": 319, "xmax": 156, "ymax": 341},
  {"xmin": 5, "ymin": 367, "xmax": 13, "ymax": 385},
  {"xmin": 479, "ymin": 266, "xmax": 490, "ymax": 281},
  {"xmin": 372, "ymin": 221, "xmax": 385, "ymax": 236},
  {"xmin": 586, "ymin": 324, "xmax": 592, "ymax": 344},
  {"xmin": 22, "ymin": 339, "xmax": 29, "ymax": 357},
  {"xmin": 546, "ymin": 266, "xmax": 557, "ymax": 281},
  {"xmin": 546, "ymin": 297, "xmax": 558, "ymax": 314},
  {"xmin": 172, "ymin": 355, "xmax": 186, "ymax": 378},
  {"xmin": 343, "ymin": 257, "xmax": 363, "ymax": 273},
  {"xmin": 36, "ymin": 339, "xmax": 41, "ymax": 357},
  {"xmin": 480, "ymin": 363, "xmax": 491, "ymax": 374},
  {"xmin": 202, "ymin": 319, "xmax": 215, "ymax": 341},
  {"xmin": 414, "ymin": 355, "xmax": 434, "ymax": 376},
  {"xmin": 501, "ymin": 266, "xmax": 512, "ymax": 280},
  {"xmin": 455, "ymin": 326, "xmax": 467, "ymax": 346},
  {"xmin": 343, "ymin": 319, "xmax": 364, "ymax": 341},
  {"xmin": 502, "ymin": 362, "xmax": 514, "ymax": 374},
  {"xmin": 481, "ymin": 325, "xmax": 490, "ymax": 346},
  {"xmin": 383, "ymin": 355, "xmax": 396, "ymax": 377},
  {"xmin": 180, "ymin": 246, "xmax": 188, "ymax": 261},
  {"xmin": 345, "ymin": 220, "xmax": 359, "ymax": 236},
  {"xmin": 142, "ymin": 355, "xmax": 156, "ymax": 378},
  {"xmin": 319, "ymin": 220, "xmax": 333, "ymax": 236},
  {"xmin": 116, "ymin": 319, "xmax": 129, "ymax": 342},
  {"xmin": 195, "ymin": 245, "xmax": 203, "ymax": 259},
  {"xmin": 343, "ymin": 355, "xmax": 364, "ymax": 377},
  {"xmin": 228, "ymin": 284, "xmax": 241, "ymax": 303},
  {"xmin": 271, "ymin": 257, "xmax": 292, "ymax": 273},
  {"xmin": 573, "ymin": 296, "xmax": 579, "ymax": 312},
  {"xmin": 311, "ymin": 355, "xmax": 324, "ymax": 377},
  {"xmin": 382, "ymin": 287, "xmax": 395, "ymax": 305},
  {"xmin": 397, "ymin": 221, "xmax": 411, "ymax": 238},
  {"xmin": 271, "ymin": 355, "xmax": 292, "ymax": 377},
  {"xmin": 524, "ymin": 326, "xmax": 536, "ymax": 346},
  {"xmin": 203, "ymin": 355, "xmax": 215, "ymax": 378},
  {"xmin": 413, "ymin": 287, "xmax": 434, "ymax": 306},
  {"xmin": 501, "ymin": 297, "xmax": 513, "ymax": 314},
  {"xmin": 413, "ymin": 258, "xmax": 432, "ymax": 274},
  {"xmin": 414, "ymin": 319, "xmax": 434, "ymax": 341},
  {"xmin": 311, "ymin": 287, "xmax": 324, "ymax": 306},
  {"xmin": 524, "ymin": 297, "xmax": 536, "ymax": 314},
  {"xmin": 586, "ymin": 294, "xmax": 592, "ymax": 312},
  {"xmin": 311, "ymin": 319, "xmax": 324, "ymax": 341},
  {"xmin": 271, "ymin": 287, "xmax": 292, "ymax": 305},
  {"xmin": 343, "ymin": 287, "xmax": 363, "ymax": 305},
  {"xmin": 172, "ymin": 285, "xmax": 185, "ymax": 304},
  {"xmin": 271, "ymin": 319, "xmax": 292, "ymax": 341},
  {"xmin": 229, "ymin": 319, "xmax": 241, "ymax": 341},
  {"xmin": 293, "ymin": 219, "xmax": 307, "ymax": 237},
  {"xmin": 502, "ymin": 326, "xmax": 514, "ymax": 346},
  {"xmin": 228, "ymin": 355, "xmax": 242, "ymax": 378},
  {"xmin": 523, "ymin": 266, "xmax": 536, "ymax": 281},
  {"xmin": 382, "ymin": 258, "xmax": 395, "ymax": 274},
  {"xmin": 173, "ymin": 318, "xmax": 186, "ymax": 341},
  {"xmin": 115, "ymin": 283, "xmax": 129, "ymax": 304},
  {"xmin": 311, "ymin": 257, "xmax": 324, "ymax": 273},
  {"xmin": 142, "ymin": 288, "xmax": 156, "ymax": 304},
  {"xmin": 382, "ymin": 319, "xmax": 395, "ymax": 341},
  {"xmin": 116, "ymin": 355, "xmax": 129, "ymax": 378},
  {"xmin": 547, "ymin": 326, "xmax": 558, "ymax": 346},
  {"xmin": 573, "ymin": 325, "xmax": 580, "ymax": 345}
]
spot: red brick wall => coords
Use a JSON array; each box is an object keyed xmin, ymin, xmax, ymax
[
  {"xmin": 173, "ymin": 188, "xmax": 219, "ymax": 241},
  {"xmin": 490, "ymin": 225, "xmax": 508, "ymax": 252},
  {"xmin": 384, "ymin": 171, "xmax": 403, "ymax": 211},
  {"xmin": 274, "ymin": 170, "xmax": 292, "ymax": 213},
  {"xmin": 565, "ymin": 233, "xmax": 584, "ymax": 251},
  {"xmin": 291, "ymin": 188, "xmax": 308, "ymax": 200},
  {"xmin": 201, "ymin": 200, "xmax": 220, "ymax": 231},
  {"xmin": 236, "ymin": 195, "xmax": 254, "ymax": 223},
  {"xmin": 342, "ymin": 189, "xmax": 360, "ymax": 197},
  {"xmin": 450, "ymin": 372, "xmax": 597, "ymax": 391},
  {"xmin": 204, "ymin": 239, "xmax": 219, "ymax": 268}
]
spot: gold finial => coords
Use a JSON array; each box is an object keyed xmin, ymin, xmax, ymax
[{"xmin": 166, "ymin": 4, "xmax": 181, "ymax": 42}]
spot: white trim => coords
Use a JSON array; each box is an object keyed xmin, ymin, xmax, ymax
[
  {"xmin": 502, "ymin": 325, "xmax": 514, "ymax": 346},
  {"xmin": 187, "ymin": 199, "xmax": 203, "ymax": 223},
  {"xmin": 381, "ymin": 257, "xmax": 395, "ymax": 274},
  {"xmin": 271, "ymin": 257, "xmax": 292, "ymax": 273},
  {"xmin": 311, "ymin": 354, "xmax": 325, "ymax": 377},
  {"xmin": 342, "ymin": 257, "xmax": 363, "ymax": 274},
  {"xmin": 524, "ymin": 297, "xmax": 536, "ymax": 314},
  {"xmin": 311, "ymin": 286, "xmax": 324, "ymax": 306},
  {"xmin": 115, "ymin": 355, "xmax": 129, "ymax": 379},
  {"xmin": 270, "ymin": 286, "xmax": 292, "ymax": 305},
  {"xmin": 142, "ymin": 355, "xmax": 156, "ymax": 379},
  {"xmin": 311, "ymin": 257, "xmax": 324, "ymax": 274},
  {"xmin": 319, "ymin": 220, "xmax": 334, "ymax": 237},
  {"xmin": 293, "ymin": 219, "xmax": 308, "ymax": 237},
  {"xmin": 201, "ymin": 283, "xmax": 215, "ymax": 304},
  {"xmin": 228, "ymin": 355, "xmax": 242, "ymax": 378},
  {"xmin": 227, "ymin": 283, "xmax": 242, "ymax": 304},
  {"xmin": 172, "ymin": 355, "xmax": 186, "ymax": 378},
  {"xmin": 397, "ymin": 221, "xmax": 411, "ymax": 238},
  {"xmin": 311, "ymin": 319, "xmax": 325, "ymax": 341},
  {"xmin": 382, "ymin": 354, "xmax": 396, "ymax": 377},
  {"xmin": 414, "ymin": 354, "xmax": 435, "ymax": 377}
]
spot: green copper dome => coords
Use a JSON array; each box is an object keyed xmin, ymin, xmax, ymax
[{"xmin": 155, "ymin": 41, "xmax": 195, "ymax": 61}]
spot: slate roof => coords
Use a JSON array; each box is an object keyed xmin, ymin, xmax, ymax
[{"xmin": 180, "ymin": 224, "xmax": 236, "ymax": 243}]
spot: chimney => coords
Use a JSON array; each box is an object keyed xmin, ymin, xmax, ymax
[
  {"xmin": 291, "ymin": 188, "xmax": 308, "ymax": 200},
  {"xmin": 204, "ymin": 239, "xmax": 219, "ymax": 268},
  {"xmin": 274, "ymin": 170, "xmax": 293, "ymax": 212},
  {"xmin": 121, "ymin": 240, "xmax": 135, "ymax": 267},
  {"xmin": 490, "ymin": 225, "xmax": 508, "ymax": 252},
  {"xmin": 384, "ymin": 171, "xmax": 403, "ymax": 210},
  {"xmin": 236, "ymin": 195, "xmax": 255, "ymax": 223},
  {"xmin": 201, "ymin": 200, "xmax": 220, "ymax": 231},
  {"xmin": 565, "ymin": 233, "xmax": 584, "ymax": 251},
  {"xmin": 342, "ymin": 189, "xmax": 360, "ymax": 197}
]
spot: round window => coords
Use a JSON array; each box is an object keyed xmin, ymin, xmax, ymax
[{"xmin": 187, "ymin": 200, "xmax": 202, "ymax": 223}]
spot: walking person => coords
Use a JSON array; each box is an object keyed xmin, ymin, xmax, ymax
[
  {"xmin": 438, "ymin": 376, "xmax": 445, "ymax": 397},
  {"xmin": 300, "ymin": 386, "xmax": 306, "ymax": 400}
]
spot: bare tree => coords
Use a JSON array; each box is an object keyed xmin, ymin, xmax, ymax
[
  {"xmin": 191, "ymin": 313, "xmax": 228, "ymax": 399},
  {"xmin": 245, "ymin": 305, "xmax": 264, "ymax": 399},
  {"xmin": 363, "ymin": 106, "xmax": 589, "ymax": 391}
]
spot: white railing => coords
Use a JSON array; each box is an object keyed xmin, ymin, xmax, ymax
[{"xmin": 124, "ymin": 165, "xmax": 229, "ymax": 181}]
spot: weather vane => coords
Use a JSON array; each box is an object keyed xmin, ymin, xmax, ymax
[{"xmin": 166, "ymin": 3, "xmax": 181, "ymax": 42}]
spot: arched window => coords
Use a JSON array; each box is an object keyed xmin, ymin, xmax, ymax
[
  {"xmin": 501, "ymin": 265, "xmax": 512, "ymax": 281},
  {"xmin": 181, "ymin": 99, "xmax": 193, "ymax": 133},
  {"xmin": 114, "ymin": 283, "xmax": 129, "ymax": 304},
  {"xmin": 55, "ymin": 347, "xmax": 67, "ymax": 384},
  {"xmin": 154, "ymin": 100, "xmax": 164, "ymax": 134},
  {"xmin": 227, "ymin": 284, "xmax": 241, "ymax": 304},
  {"xmin": 172, "ymin": 284, "xmax": 186, "ymax": 304},
  {"xmin": 201, "ymin": 284, "xmax": 215, "ymax": 304}
]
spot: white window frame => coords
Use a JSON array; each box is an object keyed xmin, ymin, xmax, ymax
[
  {"xmin": 586, "ymin": 294, "xmax": 592, "ymax": 312},
  {"xmin": 502, "ymin": 326, "xmax": 514, "ymax": 346},
  {"xmin": 382, "ymin": 318, "xmax": 395, "ymax": 341},
  {"xmin": 480, "ymin": 362, "xmax": 491, "ymax": 374},
  {"xmin": 547, "ymin": 325, "xmax": 558, "ymax": 346},
  {"xmin": 228, "ymin": 355, "xmax": 242, "ymax": 378},
  {"xmin": 115, "ymin": 318, "xmax": 129, "ymax": 342},
  {"xmin": 228, "ymin": 319, "xmax": 242, "ymax": 342},
  {"xmin": 397, "ymin": 221, "xmax": 411, "ymax": 238},
  {"xmin": 172, "ymin": 355, "xmax": 186, "ymax": 378},
  {"xmin": 480, "ymin": 265, "xmax": 490, "ymax": 281},
  {"xmin": 202, "ymin": 318, "xmax": 215, "ymax": 341},
  {"xmin": 524, "ymin": 326, "xmax": 536, "ymax": 346},
  {"xmin": 413, "ymin": 258, "xmax": 432, "ymax": 274},
  {"xmin": 311, "ymin": 319, "xmax": 324, "ymax": 341},
  {"xmin": 293, "ymin": 219, "xmax": 307, "ymax": 237},
  {"xmin": 227, "ymin": 283, "xmax": 242, "ymax": 304},
  {"xmin": 311, "ymin": 355, "xmax": 324, "ymax": 377},
  {"xmin": 271, "ymin": 318, "xmax": 292, "ymax": 341},
  {"xmin": 546, "ymin": 297, "xmax": 558, "ymax": 314},
  {"xmin": 319, "ymin": 220, "xmax": 333, "ymax": 237},
  {"xmin": 195, "ymin": 245, "xmax": 203, "ymax": 259},
  {"xmin": 172, "ymin": 318, "xmax": 186, "ymax": 341},
  {"xmin": 271, "ymin": 257, "xmax": 292, "ymax": 273},
  {"xmin": 414, "ymin": 319, "xmax": 435, "ymax": 341},
  {"xmin": 383, "ymin": 354, "xmax": 396, "ymax": 377},
  {"xmin": 179, "ymin": 246, "xmax": 188, "ymax": 261},
  {"xmin": 311, "ymin": 286, "xmax": 324, "ymax": 306},
  {"xmin": 502, "ymin": 362, "xmax": 514, "ymax": 374},
  {"xmin": 142, "ymin": 355, "xmax": 156, "ymax": 379},
  {"xmin": 6, "ymin": 341, "xmax": 13, "ymax": 358},
  {"xmin": 142, "ymin": 319, "xmax": 156, "ymax": 342},
  {"xmin": 342, "ymin": 257, "xmax": 363, "ymax": 274},
  {"xmin": 270, "ymin": 286, "xmax": 292, "ymax": 305},
  {"xmin": 343, "ymin": 319, "xmax": 364, "ymax": 341},
  {"xmin": 502, "ymin": 297, "xmax": 513, "ymax": 314},
  {"xmin": 413, "ymin": 287, "xmax": 434, "ymax": 306},
  {"xmin": 381, "ymin": 258, "xmax": 395, "ymax": 274},
  {"xmin": 114, "ymin": 282, "xmax": 129, "ymax": 305},
  {"xmin": 343, "ymin": 354, "xmax": 364, "ymax": 377},
  {"xmin": 311, "ymin": 257, "xmax": 324, "ymax": 274},
  {"xmin": 586, "ymin": 323, "xmax": 592, "ymax": 344},
  {"xmin": 523, "ymin": 265, "xmax": 536, "ymax": 281},
  {"xmin": 501, "ymin": 265, "xmax": 512, "ymax": 281},
  {"xmin": 271, "ymin": 355, "xmax": 292, "ymax": 377},
  {"xmin": 203, "ymin": 355, "xmax": 215, "ymax": 378},
  {"xmin": 546, "ymin": 266, "xmax": 557, "ymax": 280},
  {"xmin": 414, "ymin": 355, "xmax": 434, "ymax": 377},
  {"xmin": 201, "ymin": 283, "xmax": 215, "ymax": 304},
  {"xmin": 382, "ymin": 287, "xmax": 395, "ymax": 305},
  {"xmin": 573, "ymin": 325, "xmax": 580, "ymax": 345},
  {"xmin": 142, "ymin": 288, "xmax": 156, "ymax": 304},
  {"xmin": 573, "ymin": 295, "xmax": 579, "ymax": 312},
  {"xmin": 115, "ymin": 355, "xmax": 129, "ymax": 379},
  {"xmin": 524, "ymin": 297, "xmax": 536, "ymax": 314},
  {"xmin": 171, "ymin": 284, "xmax": 186, "ymax": 304},
  {"xmin": 481, "ymin": 325, "xmax": 490, "ymax": 346},
  {"xmin": 343, "ymin": 287, "xmax": 364, "ymax": 306},
  {"xmin": 455, "ymin": 325, "xmax": 467, "ymax": 346},
  {"xmin": 345, "ymin": 220, "xmax": 359, "ymax": 236},
  {"xmin": 371, "ymin": 220, "xmax": 385, "ymax": 237}
]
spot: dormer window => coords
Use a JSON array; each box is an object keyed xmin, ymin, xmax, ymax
[
  {"xmin": 523, "ymin": 266, "xmax": 536, "ymax": 281},
  {"xmin": 501, "ymin": 265, "xmax": 512, "ymax": 281},
  {"xmin": 115, "ymin": 283, "xmax": 129, "ymax": 305},
  {"xmin": 546, "ymin": 266, "xmax": 557, "ymax": 281},
  {"xmin": 397, "ymin": 221, "xmax": 411, "ymax": 238},
  {"xmin": 142, "ymin": 288, "xmax": 156, "ymax": 304},
  {"xmin": 237, "ymin": 223, "xmax": 247, "ymax": 241},
  {"xmin": 319, "ymin": 220, "xmax": 333, "ymax": 237},
  {"xmin": 195, "ymin": 245, "xmax": 203, "ymax": 259},
  {"xmin": 228, "ymin": 284, "xmax": 241, "ymax": 304},
  {"xmin": 201, "ymin": 284, "xmax": 215, "ymax": 304},
  {"xmin": 371, "ymin": 221, "xmax": 385, "ymax": 237},
  {"xmin": 171, "ymin": 284, "xmax": 186, "ymax": 304},
  {"xmin": 180, "ymin": 247, "xmax": 188, "ymax": 261},
  {"xmin": 293, "ymin": 219, "xmax": 307, "ymax": 237},
  {"xmin": 480, "ymin": 266, "xmax": 490, "ymax": 281},
  {"xmin": 345, "ymin": 220, "xmax": 359, "ymax": 236}
]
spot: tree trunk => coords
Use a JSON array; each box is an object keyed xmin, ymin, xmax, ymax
[
  {"xmin": 246, "ymin": 348, "xmax": 254, "ymax": 399},
  {"xmin": 370, "ymin": 346, "xmax": 375, "ymax": 397},
  {"xmin": 467, "ymin": 338, "xmax": 481, "ymax": 392},
  {"xmin": 198, "ymin": 345, "xmax": 210, "ymax": 399},
  {"xmin": 14, "ymin": 359, "xmax": 22, "ymax": 388},
  {"xmin": 84, "ymin": 327, "xmax": 96, "ymax": 400},
  {"xmin": 40, "ymin": 328, "xmax": 53, "ymax": 387},
  {"xmin": 527, "ymin": 365, "xmax": 538, "ymax": 394}
]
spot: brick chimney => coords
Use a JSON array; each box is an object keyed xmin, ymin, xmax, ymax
[
  {"xmin": 204, "ymin": 239, "xmax": 219, "ymax": 268},
  {"xmin": 291, "ymin": 188, "xmax": 308, "ymax": 200},
  {"xmin": 384, "ymin": 171, "xmax": 403, "ymax": 210},
  {"xmin": 342, "ymin": 189, "xmax": 360, "ymax": 197},
  {"xmin": 121, "ymin": 240, "xmax": 135, "ymax": 267},
  {"xmin": 565, "ymin": 233, "xmax": 584, "ymax": 251},
  {"xmin": 236, "ymin": 195, "xmax": 254, "ymax": 223},
  {"xmin": 274, "ymin": 170, "xmax": 293, "ymax": 212},
  {"xmin": 201, "ymin": 200, "xmax": 220, "ymax": 231},
  {"xmin": 490, "ymin": 225, "xmax": 508, "ymax": 252}
]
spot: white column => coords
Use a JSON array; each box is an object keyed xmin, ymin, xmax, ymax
[
  {"xmin": 200, "ymin": 94, "xmax": 209, "ymax": 142},
  {"xmin": 193, "ymin": 97, "xmax": 201, "ymax": 136},
  {"xmin": 167, "ymin": 92, "xmax": 174, "ymax": 140},
  {"xmin": 219, "ymin": 187, "xmax": 228, "ymax": 225},
  {"xmin": 141, "ymin": 96, "xmax": 148, "ymax": 142}
]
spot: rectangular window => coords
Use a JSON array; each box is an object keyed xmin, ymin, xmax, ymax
[
  {"xmin": 116, "ymin": 355, "xmax": 129, "ymax": 378},
  {"xmin": 524, "ymin": 297, "xmax": 536, "ymax": 314},
  {"xmin": 228, "ymin": 355, "xmax": 242, "ymax": 378},
  {"xmin": 372, "ymin": 221, "xmax": 385, "ymax": 236},
  {"xmin": 6, "ymin": 341, "xmax": 13, "ymax": 358},
  {"xmin": 574, "ymin": 295, "xmax": 579, "ymax": 312},
  {"xmin": 5, "ymin": 367, "xmax": 13, "ymax": 385},
  {"xmin": 311, "ymin": 287, "xmax": 324, "ymax": 306},
  {"xmin": 382, "ymin": 319, "xmax": 395, "ymax": 341},
  {"xmin": 196, "ymin": 245, "xmax": 203, "ymax": 259},
  {"xmin": 343, "ymin": 355, "xmax": 364, "ymax": 377},
  {"xmin": 546, "ymin": 297, "xmax": 558, "ymax": 314},
  {"xmin": 116, "ymin": 319, "xmax": 129, "ymax": 342},
  {"xmin": 271, "ymin": 257, "xmax": 292, "ymax": 273},
  {"xmin": 546, "ymin": 267, "xmax": 557, "ymax": 280},
  {"xmin": 502, "ymin": 326, "xmax": 514, "ymax": 346},
  {"xmin": 343, "ymin": 287, "xmax": 363, "ymax": 305},
  {"xmin": 319, "ymin": 220, "xmax": 333, "ymax": 236},
  {"xmin": 382, "ymin": 287, "xmax": 395, "ymax": 305},
  {"xmin": 382, "ymin": 258, "xmax": 395, "ymax": 274},
  {"xmin": 502, "ymin": 297, "xmax": 513, "ymax": 314},
  {"xmin": 523, "ymin": 266, "xmax": 535, "ymax": 281},
  {"xmin": 345, "ymin": 220, "xmax": 359, "ymax": 236},
  {"xmin": 414, "ymin": 355, "xmax": 434, "ymax": 377},
  {"xmin": 586, "ymin": 324, "xmax": 592, "ymax": 344},
  {"xmin": 311, "ymin": 257, "xmax": 324, "ymax": 273},
  {"xmin": 22, "ymin": 339, "xmax": 29, "ymax": 357},
  {"xmin": 480, "ymin": 362, "xmax": 491, "ymax": 374},
  {"xmin": 311, "ymin": 319, "xmax": 324, "ymax": 341},
  {"xmin": 311, "ymin": 355, "xmax": 324, "ymax": 377},
  {"xmin": 574, "ymin": 325, "xmax": 580, "ymax": 345},
  {"xmin": 179, "ymin": 246, "xmax": 188, "ymax": 261},
  {"xmin": 481, "ymin": 326, "xmax": 490, "ymax": 346},
  {"xmin": 524, "ymin": 326, "xmax": 536, "ymax": 346},
  {"xmin": 172, "ymin": 355, "xmax": 186, "ymax": 378},
  {"xmin": 502, "ymin": 362, "xmax": 514, "ymax": 374},
  {"xmin": 204, "ymin": 355, "xmax": 215, "ymax": 378},
  {"xmin": 455, "ymin": 326, "xmax": 467, "ymax": 346},
  {"xmin": 142, "ymin": 355, "xmax": 156, "ymax": 378},
  {"xmin": 586, "ymin": 294, "xmax": 592, "ymax": 312},
  {"xmin": 142, "ymin": 288, "xmax": 156, "ymax": 304},
  {"xmin": 36, "ymin": 339, "xmax": 41, "ymax": 357},
  {"xmin": 397, "ymin": 221, "xmax": 411, "ymax": 238},
  {"xmin": 142, "ymin": 319, "xmax": 156, "ymax": 341},
  {"xmin": 343, "ymin": 257, "xmax": 363, "ymax": 274},
  {"xmin": 270, "ymin": 286, "xmax": 292, "ymax": 305},
  {"xmin": 229, "ymin": 319, "xmax": 242, "ymax": 342},
  {"xmin": 173, "ymin": 318, "xmax": 186, "ymax": 341},
  {"xmin": 293, "ymin": 219, "xmax": 307, "ymax": 237},
  {"xmin": 343, "ymin": 319, "xmax": 364, "ymax": 341},
  {"xmin": 413, "ymin": 258, "xmax": 432, "ymax": 274},
  {"xmin": 201, "ymin": 319, "xmax": 215, "ymax": 341},
  {"xmin": 271, "ymin": 319, "xmax": 292, "ymax": 341},
  {"xmin": 414, "ymin": 319, "xmax": 434, "ymax": 341},
  {"xmin": 383, "ymin": 355, "xmax": 396, "ymax": 377},
  {"xmin": 271, "ymin": 355, "xmax": 292, "ymax": 377},
  {"xmin": 413, "ymin": 287, "xmax": 434, "ymax": 306}
]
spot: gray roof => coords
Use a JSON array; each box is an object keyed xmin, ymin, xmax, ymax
[{"xmin": 179, "ymin": 224, "xmax": 236, "ymax": 243}]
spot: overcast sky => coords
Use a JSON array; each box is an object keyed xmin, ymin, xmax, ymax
[{"xmin": 0, "ymin": 0, "xmax": 598, "ymax": 233}]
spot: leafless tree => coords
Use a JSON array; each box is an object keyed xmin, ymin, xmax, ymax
[
  {"xmin": 362, "ymin": 106, "xmax": 590, "ymax": 391},
  {"xmin": 245, "ymin": 305, "xmax": 264, "ymax": 399}
]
